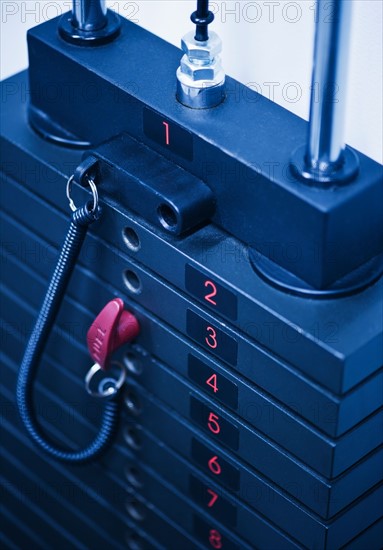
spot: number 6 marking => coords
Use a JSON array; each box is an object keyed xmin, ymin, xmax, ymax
[
  {"xmin": 205, "ymin": 326, "xmax": 218, "ymax": 349},
  {"xmin": 208, "ymin": 455, "xmax": 221, "ymax": 475}
]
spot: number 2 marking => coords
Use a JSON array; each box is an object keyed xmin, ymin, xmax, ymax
[
  {"xmin": 205, "ymin": 326, "xmax": 218, "ymax": 349},
  {"xmin": 162, "ymin": 121, "xmax": 170, "ymax": 145},
  {"xmin": 204, "ymin": 280, "xmax": 217, "ymax": 306}
]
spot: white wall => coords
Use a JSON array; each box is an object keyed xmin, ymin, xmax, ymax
[{"xmin": 1, "ymin": 0, "xmax": 382, "ymax": 163}]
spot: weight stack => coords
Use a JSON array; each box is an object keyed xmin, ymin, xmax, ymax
[{"xmin": 1, "ymin": 7, "xmax": 382, "ymax": 550}]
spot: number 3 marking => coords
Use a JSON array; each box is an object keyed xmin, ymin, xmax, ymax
[
  {"xmin": 204, "ymin": 280, "xmax": 217, "ymax": 306},
  {"xmin": 205, "ymin": 326, "xmax": 218, "ymax": 349}
]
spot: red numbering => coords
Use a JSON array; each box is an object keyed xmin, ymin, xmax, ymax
[
  {"xmin": 162, "ymin": 121, "xmax": 170, "ymax": 145},
  {"xmin": 204, "ymin": 280, "xmax": 217, "ymax": 306},
  {"xmin": 207, "ymin": 412, "xmax": 220, "ymax": 434},
  {"xmin": 208, "ymin": 456, "xmax": 221, "ymax": 475},
  {"xmin": 207, "ymin": 489, "xmax": 218, "ymax": 508},
  {"xmin": 209, "ymin": 529, "xmax": 223, "ymax": 549},
  {"xmin": 206, "ymin": 373, "xmax": 218, "ymax": 393},
  {"xmin": 205, "ymin": 326, "xmax": 218, "ymax": 349}
]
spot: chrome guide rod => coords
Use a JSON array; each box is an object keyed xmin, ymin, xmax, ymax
[
  {"xmin": 306, "ymin": 0, "xmax": 353, "ymax": 176},
  {"xmin": 72, "ymin": 0, "xmax": 107, "ymax": 31}
]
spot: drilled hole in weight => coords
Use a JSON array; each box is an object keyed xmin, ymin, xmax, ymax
[
  {"xmin": 126, "ymin": 500, "xmax": 146, "ymax": 522},
  {"xmin": 125, "ymin": 531, "xmax": 144, "ymax": 550},
  {"xmin": 157, "ymin": 203, "xmax": 178, "ymax": 231},
  {"xmin": 125, "ymin": 465, "xmax": 143, "ymax": 489},
  {"xmin": 123, "ymin": 426, "xmax": 142, "ymax": 451},
  {"xmin": 122, "ymin": 227, "xmax": 140, "ymax": 252},
  {"xmin": 123, "ymin": 270, "xmax": 142, "ymax": 294},
  {"xmin": 124, "ymin": 391, "xmax": 142, "ymax": 416},
  {"xmin": 124, "ymin": 351, "xmax": 143, "ymax": 375}
]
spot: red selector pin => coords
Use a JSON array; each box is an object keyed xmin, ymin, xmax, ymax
[{"xmin": 87, "ymin": 298, "xmax": 140, "ymax": 370}]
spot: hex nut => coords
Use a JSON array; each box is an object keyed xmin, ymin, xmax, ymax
[
  {"xmin": 181, "ymin": 30, "xmax": 222, "ymax": 63},
  {"xmin": 180, "ymin": 55, "xmax": 223, "ymax": 81}
]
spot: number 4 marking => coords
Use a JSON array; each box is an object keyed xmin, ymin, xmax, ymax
[
  {"xmin": 207, "ymin": 489, "xmax": 218, "ymax": 508},
  {"xmin": 206, "ymin": 373, "xmax": 218, "ymax": 393},
  {"xmin": 162, "ymin": 121, "xmax": 170, "ymax": 145}
]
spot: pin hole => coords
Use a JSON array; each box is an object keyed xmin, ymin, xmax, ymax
[
  {"xmin": 125, "ymin": 465, "xmax": 143, "ymax": 489},
  {"xmin": 124, "ymin": 426, "xmax": 142, "ymax": 450},
  {"xmin": 126, "ymin": 500, "xmax": 146, "ymax": 522},
  {"xmin": 123, "ymin": 270, "xmax": 142, "ymax": 294},
  {"xmin": 124, "ymin": 390, "xmax": 142, "ymax": 416},
  {"xmin": 157, "ymin": 203, "xmax": 178, "ymax": 231},
  {"xmin": 123, "ymin": 351, "xmax": 143, "ymax": 375},
  {"xmin": 125, "ymin": 532, "xmax": 145, "ymax": 550},
  {"xmin": 122, "ymin": 227, "xmax": 140, "ymax": 252}
]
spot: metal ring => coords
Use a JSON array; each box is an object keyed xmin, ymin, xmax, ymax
[
  {"xmin": 66, "ymin": 174, "xmax": 99, "ymax": 213},
  {"xmin": 85, "ymin": 361, "xmax": 126, "ymax": 398}
]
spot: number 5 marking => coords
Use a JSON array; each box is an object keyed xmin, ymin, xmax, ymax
[
  {"xmin": 162, "ymin": 121, "xmax": 170, "ymax": 145},
  {"xmin": 207, "ymin": 412, "xmax": 220, "ymax": 434}
]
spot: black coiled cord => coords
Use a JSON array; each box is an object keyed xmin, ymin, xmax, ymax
[{"xmin": 16, "ymin": 202, "xmax": 119, "ymax": 463}]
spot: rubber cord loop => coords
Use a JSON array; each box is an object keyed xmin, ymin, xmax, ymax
[{"xmin": 16, "ymin": 177, "xmax": 120, "ymax": 464}]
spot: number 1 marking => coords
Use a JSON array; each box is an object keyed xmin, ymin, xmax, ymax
[{"xmin": 163, "ymin": 121, "xmax": 170, "ymax": 145}]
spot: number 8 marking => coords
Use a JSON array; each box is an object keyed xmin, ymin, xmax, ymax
[{"xmin": 209, "ymin": 529, "xmax": 222, "ymax": 549}]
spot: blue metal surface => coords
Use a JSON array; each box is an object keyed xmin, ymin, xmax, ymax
[
  {"xmin": 1, "ymin": 10, "xmax": 382, "ymax": 549},
  {"xmin": 26, "ymin": 16, "xmax": 383, "ymax": 290}
]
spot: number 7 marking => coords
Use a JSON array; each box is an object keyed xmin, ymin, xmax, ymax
[
  {"xmin": 207, "ymin": 488, "xmax": 218, "ymax": 508},
  {"xmin": 163, "ymin": 121, "xmax": 170, "ymax": 145}
]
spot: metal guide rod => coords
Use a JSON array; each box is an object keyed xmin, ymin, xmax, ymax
[
  {"xmin": 306, "ymin": 0, "xmax": 352, "ymax": 175},
  {"xmin": 72, "ymin": 0, "xmax": 107, "ymax": 31}
]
